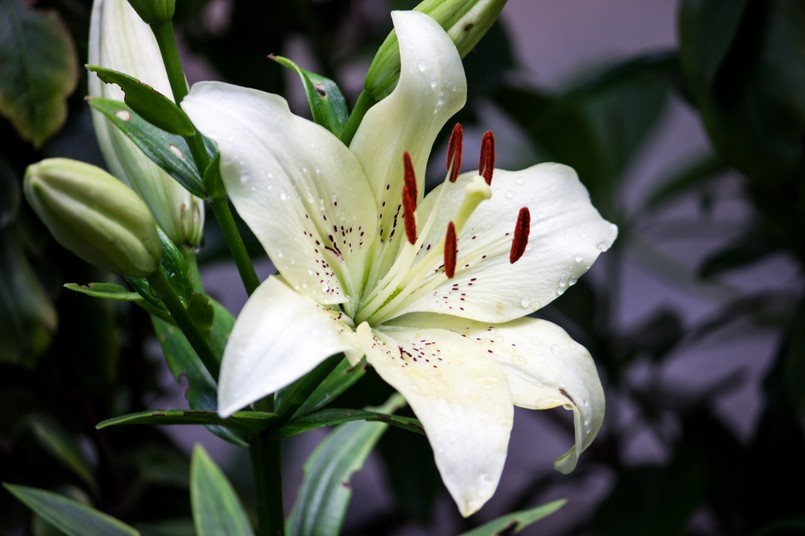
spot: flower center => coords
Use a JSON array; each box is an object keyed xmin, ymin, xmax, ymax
[{"xmin": 354, "ymin": 125, "xmax": 531, "ymax": 326}]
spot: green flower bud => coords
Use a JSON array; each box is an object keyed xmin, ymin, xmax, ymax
[
  {"xmin": 24, "ymin": 158, "xmax": 162, "ymax": 276},
  {"xmin": 365, "ymin": 0, "xmax": 507, "ymax": 100},
  {"xmin": 125, "ymin": 0, "xmax": 174, "ymax": 24},
  {"xmin": 89, "ymin": 0, "xmax": 204, "ymax": 246}
]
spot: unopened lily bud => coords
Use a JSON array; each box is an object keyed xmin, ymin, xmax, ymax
[
  {"xmin": 89, "ymin": 0, "xmax": 204, "ymax": 246},
  {"xmin": 365, "ymin": 0, "xmax": 507, "ymax": 100},
  {"xmin": 126, "ymin": 0, "xmax": 174, "ymax": 24},
  {"xmin": 24, "ymin": 158, "xmax": 162, "ymax": 276}
]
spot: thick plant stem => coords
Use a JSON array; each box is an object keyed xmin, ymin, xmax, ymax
[
  {"xmin": 339, "ymin": 90, "xmax": 375, "ymax": 146},
  {"xmin": 150, "ymin": 20, "xmax": 260, "ymax": 295},
  {"xmin": 250, "ymin": 432, "xmax": 285, "ymax": 536},
  {"xmin": 210, "ymin": 196, "xmax": 261, "ymax": 295},
  {"xmin": 147, "ymin": 269, "xmax": 220, "ymax": 379},
  {"xmin": 150, "ymin": 21, "xmax": 189, "ymax": 103}
]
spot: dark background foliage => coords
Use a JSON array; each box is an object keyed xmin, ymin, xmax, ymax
[{"xmin": 1, "ymin": 0, "xmax": 803, "ymax": 534}]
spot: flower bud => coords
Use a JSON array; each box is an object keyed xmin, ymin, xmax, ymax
[
  {"xmin": 125, "ymin": 0, "xmax": 174, "ymax": 24},
  {"xmin": 24, "ymin": 158, "xmax": 162, "ymax": 277},
  {"xmin": 365, "ymin": 0, "xmax": 507, "ymax": 100},
  {"xmin": 89, "ymin": 0, "xmax": 204, "ymax": 246}
]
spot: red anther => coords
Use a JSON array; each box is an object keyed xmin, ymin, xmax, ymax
[
  {"xmin": 509, "ymin": 207, "xmax": 530, "ymax": 264},
  {"xmin": 447, "ymin": 123, "xmax": 463, "ymax": 183},
  {"xmin": 444, "ymin": 221, "xmax": 457, "ymax": 278},
  {"xmin": 478, "ymin": 131, "xmax": 496, "ymax": 185},
  {"xmin": 402, "ymin": 186, "xmax": 417, "ymax": 245},
  {"xmin": 403, "ymin": 152, "xmax": 417, "ymax": 208}
]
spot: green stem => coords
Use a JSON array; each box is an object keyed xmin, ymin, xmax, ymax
[
  {"xmin": 150, "ymin": 19, "xmax": 260, "ymax": 295},
  {"xmin": 339, "ymin": 90, "xmax": 376, "ymax": 146},
  {"xmin": 250, "ymin": 432, "xmax": 285, "ymax": 536},
  {"xmin": 150, "ymin": 21, "xmax": 189, "ymax": 103},
  {"xmin": 210, "ymin": 196, "xmax": 261, "ymax": 295},
  {"xmin": 147, "ymin": 269, "xmax": 220, "ymax": 379}
]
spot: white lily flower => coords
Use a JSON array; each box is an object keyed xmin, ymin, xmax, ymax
[
  {"xmin": 89, "ymin": 0, "xmax": 204, "ymax": 246},
  {"xmin": 182, "ymin": 10, "xmax": 617, "ymax": 516}
]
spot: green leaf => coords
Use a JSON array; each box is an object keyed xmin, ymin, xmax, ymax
[
  {"xmin": 97, "ymin": 409, "xmax": 274, "ymax": 435},
  {"xmin": 0, "ymin": 231, "xmax": 57, "ymax": 367},
  {"xmin": 0, "ymin": 0, "xmax": 78, "ymax": 147},
  {"xmin": 186, "ymin": 292, "xmax": 214, "ymax": 335},
  {"xmin": 458, "ymin": 499, "xmax": 567, "ymax": 536},
  {"xmin": 64, "ymin": 282, "xmax": 141, "ymax": 302},
  {"xmin": 87, "ymin": 65, "xmax": 196, "ymax": 136},
  {"xmin": 293, "ymin": 358, "xmax": 367, "ymax": 417},
  {"xmin": 157, "ymin": 227, "xmax": 194, "ymax": 306},
  {"xmin": 272, "ymin": 55, "xmax": 348, "ymax": 136},
  {"xmin": 26, "ymin": 414, "xmax": 97, "ymax": 493},
  {"xmin": 153, "ymin": 298, "xmax": 240, "ymax": 444},
  {"xmin": 286, "ymin": 395, "xmax": 405, "ymax": 536},
  {"xmin": 281, "ymin": 407, "xmax": 423, "ymax": 438},
  {"xmin": 190, "ymin": 446, "xmax": 255, "ymax": 536},
  {"xmin": 88, "ymin": 98, "xmax": 205, "ymax": 197},
  {"xmin": 3, "ymin": 484, "xmax": 140, "ymax": 536}
]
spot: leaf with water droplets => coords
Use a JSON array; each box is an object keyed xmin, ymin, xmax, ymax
[
  {"xmin": 271, "ymin": 55, "xmax": 348, "ymax": 137},
  {"xmin": 88, "ymin": 98, "xmax": 207, "ymax": 197}
]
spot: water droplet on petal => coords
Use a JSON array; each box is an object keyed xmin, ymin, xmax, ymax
[
  {"xmin": 574, "ymin": 253, "xmax": 583, "ymax": 263},
  {"xmin": 550, "ymin": 344, "xmax": 561, "ymax": 355},
  {"xmin": 520, "ymin": 297, "xmax": 530, "ymax": 308},
  {"xmin": 597, "ymin": 242, "xmax": 608, "ymax": 251},
  {"xmin": 417, "ymin": 59, "xmax": 427, "ymax": 72},
  {"xmin": 515, "ymin": 176, "xmax": 525, "ymax": 185},
  {"xmin": 430, "ymin": 78, "xmax": 437, "ymax": 89},
  {"xmin": 279, "ymin": 189, "xmax": 289, "ymax": 201},
  {"xmin": 505, "ymin": 189, "xmax": 514, "ymax": 199}
]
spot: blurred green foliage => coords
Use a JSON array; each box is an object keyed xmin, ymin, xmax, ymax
[{"xmin": 1, "ymin": 0, "xmax": 803, "ymax": 534}]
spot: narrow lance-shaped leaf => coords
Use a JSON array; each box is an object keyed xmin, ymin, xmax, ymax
[
  {"xmin": 97, "ymin": 409, "xmax": 274, "ymax": 435},
  {"xmin": 87, "ymin": 65, "xmax": 196, "ymax": 136},
  {"xmin": 88, "ymin": 98, "xmax": 206, "ymax": 197},
  {"xmin": 271, "ymin": 55, "xmax": 349, "ymax": 137},
  {"xmin": 191, "ymin": 445, "xmax": 255, "ymax": 536},
  {"xmin": 3, "ymin": 484, "xmax": 140, "ymax": 536},
  {"xmin": 458, "ymin": 499, "xmax": 567, "ymax": 536},
  {"xmin": 286, "ymin": 394, "xmax": 406, "ymax": 536}
]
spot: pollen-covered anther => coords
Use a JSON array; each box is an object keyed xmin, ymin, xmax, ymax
[
  {"xmin": 402, "ymin": 152, "xmax": 417, "ymax": 244},
  {"xmin": 444, "ymin": 221, "xmax": 457, "ymax": 278},
  {"xmin": 447, "ymin": 123, "xmax": 463, "ymax": 183},
  {"xmin": 479, "ymin": 130, "xmax": 496, "ymax": 185},
  {"xmin": 509, "ymin": 207, "xmax": 530, "ymax": 264}
]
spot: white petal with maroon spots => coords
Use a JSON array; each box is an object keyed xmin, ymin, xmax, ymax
[
  {"xmin": 183, "ymin": 82, "xmax": 378, "ymax": 308},
  {"xmin": 356, "ymin": 322, "xmax": 512, "ymax": 517},
  {"xmin": 391, "ymin": 164, "xmax": 617, "ymax": 323}
]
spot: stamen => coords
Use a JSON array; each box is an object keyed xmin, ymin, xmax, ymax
[
  {"xmin": 403, "ymin": 152, "xmax": 417, "ymax": 206},
  {"xmin": 447, "ymin": 123, "xmax": 463, "ymax": 183},
  {"xmin": 402, "ymin": 152, "xmax": 417, "ymax": 244},
  {"xmin": 509, "ymin": 207, "xmax": 530, "ymax": 264},
  {"xmin": 479, "ymin": 131, "xmax": 496, "ymax": 185},
  {"xmin": 403, "ymin": 186, "xmax": 417, "ymax": 244},
  {"xmin": 444, "ymin": 221, "xmax": 457, "ymax": 278}
]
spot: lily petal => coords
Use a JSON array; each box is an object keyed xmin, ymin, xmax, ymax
[
  {"xmin": 182, "ymin": 82, "xmax": 378, "ymax": 306},
  {"xmin": 356, "ymin": 322, "xmax": 512, "ymax": 516},
  {"xmin": 397, "ymin": 164, "xmax": 617, "ymax": 322},
  {"xmin": 394, "ymin": 313, "xmax": 604, "ymax": 474},
  {"xmin": 218, "ymin": 277, "xmax": 359, "ymax": 417},
  {"xmin": 351, "ymin": 11, "xmax": 466, "ymax": 272}
]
